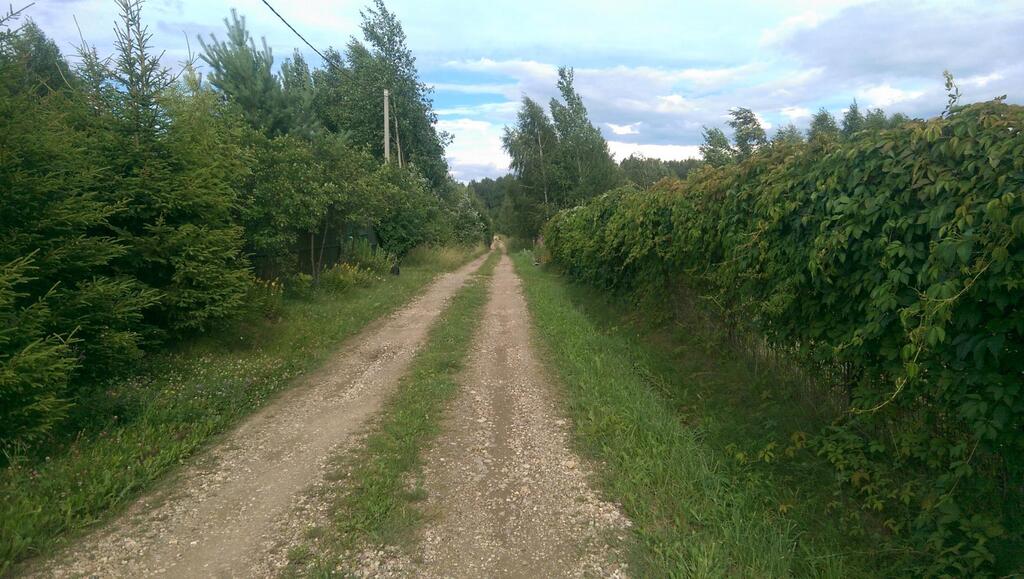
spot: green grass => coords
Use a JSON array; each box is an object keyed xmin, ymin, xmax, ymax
[
  {"xmin": 0, "ymin": 246, "xmax": 484, "ymax": 575},
  {"xmin": 295, "ymin": 251, "xmax": 500, "ymax": 577},
  {"xmin": 511, "ymin": 250, "xmax": 889, "ymax": 578}
]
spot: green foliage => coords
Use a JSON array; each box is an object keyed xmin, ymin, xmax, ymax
[
  {"xmin": 0, "ymin": 257, "xmax": 75, "ymax": 454},
  {"xmin": 772, "ymin": 123, "xmax": 805, "ymax": 145},
  {"xmin": 375, "ymin": 166, "xmax": 445, "ymax": 255},
  {"xmin": 319, "ymin": 263, "xmax": 378, "ymax": 293},
  {"xmin": 615, "ymin": 155, "xmax": 704, "ymax": 189},
  {"xmin": 619, "ymin": 154, "xmax": 674, "ymax": 189},
  {"xmin": 699, "ymin": 126, "xmax": 735, "ymax": 167},
  {"xmin": 313, "ymin": 0, "xmax": 450, "ymax": 188},
  {"xmin": 501, "ymin": 69, "xmax": 619, "ymax": 237},
  {"xmin": 808, "ymin": 107, "xmax": 840, "ymax": 143},
  {"xmin": 727, "ymin": 107, "xmax": 767, "ymax": 160},
  {"xmin": 199, "ymin": 10, "xmax": 289, "ymax": 136},
  {"xmin": 544, "ymin": 100, "xmax": 1024, "ymax": 574},
  {"xmin": 0, "ymin": 253, "xmax": 478, "ymax": 573},
  {"xmin": 342, "ymin": 238, "xmax": 396, "ymax": 275},
  {"xmin": 1, "ymin": 0, "xmax": 469, "ymax": 456},
  {"xmin": 1, "ymin": 5, "xmax": 162, "ymax": 448},
  {"xmin": 840, "ymin": 99, "xmax": 864, "ymax": 138},
  {"xmin": 549, "ymin": 67, "xmax": 621, "ymax": 201}
]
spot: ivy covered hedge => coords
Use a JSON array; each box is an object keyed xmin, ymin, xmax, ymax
[{"xmin": 545, "ymin": 100, "xmax": 1023, "ymax": 575}]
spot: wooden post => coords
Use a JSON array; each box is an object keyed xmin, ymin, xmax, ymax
[{"xmin": 383, "ymin": 89, "xmax": 390, "ymax": 163}]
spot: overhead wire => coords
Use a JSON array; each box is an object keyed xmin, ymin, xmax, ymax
[{"xmin": 259, "ymin": 0, "xmax": 344, "ymax": 70}]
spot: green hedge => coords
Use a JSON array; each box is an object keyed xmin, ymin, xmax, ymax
[{"xmin": 545, "ymin": 100, "xmax": 1024, "ymax": 575}]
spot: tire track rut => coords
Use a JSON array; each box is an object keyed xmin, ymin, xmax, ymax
[
  {"xmin": 407, "ymin": 253, "xmax": 631, "ymax": 577},
  {"xmin": 29, "ymin": 254, "xmax": 490, "ymax": 579}
]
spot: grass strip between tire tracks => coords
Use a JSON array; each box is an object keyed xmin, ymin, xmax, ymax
[{"xmin": 298, "ymin": 251, "xmax": 500, "ymax": 577}]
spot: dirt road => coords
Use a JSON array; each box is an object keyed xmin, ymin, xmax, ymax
[
  {"xmin": 393, "ymin": 254, "xmax": 631, "ymax": 577},
  {"xmin": 29, "ymin": 254, "xmax": 489, "ymax": 578}
]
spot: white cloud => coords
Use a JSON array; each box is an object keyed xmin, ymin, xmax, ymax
[
  {"xmin": 760, "ymin": 1, "xmax": 874, "ymax": 45},
  {"xmin": 444, "ymin": 58, "xmax": 558, "ymax": 81},
  {"xmin": 577, "ymin": 64, "xmax": 754, "ymax": 89},
  {"xmin": 607, "ymin": 141, "xmax": 702, "ymax": 162},
  {"xmin": 435, "ymin": 101, "xmax": 521, "ymax": 118},
  {"xmin": 436, "ymin": 118, "xmax": 510, "ymax": 181},
  {"xmin": 760, "ymin": 11, "xmax": 827, "ymax": 45},
  {"xmin": 857, "ymin": 84, "xmax": 926, "ymax": 108},
  {"xmin": 961, "ymin": 72, "xmax": 1005, "ymax": 88},
  {"xmin": 780, "ymin": 106, "xmax": 811, "ymax": 120},
  {"xmin": 430, "ymin": 82, "xmax": 518, "ymax": 96},
  {"xmin": 606, "ymin": 122, "xmax": 640, "ymax": 135},
  {"xmin": 655, "ymin": 94, "xmax": 698, "ymax": 113}
]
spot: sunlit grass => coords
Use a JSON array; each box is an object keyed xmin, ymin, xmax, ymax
[{"xmin": 511, "ymin": 250, "xmax": 877, "ymax": 578}]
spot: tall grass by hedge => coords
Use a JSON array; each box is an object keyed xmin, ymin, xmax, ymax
[{"xmin": 544, "ymin": 100, "xmax": 1023, "ymax": 575}]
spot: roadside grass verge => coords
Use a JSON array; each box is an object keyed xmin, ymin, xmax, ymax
[
  {"xmin": 511, "ymin": 251, "xmax": 887, "ymax": 577},
  {"xmin": 295, "ymin": 251, "xmax": 500, "ymax": 577},
  {"xmin": 0, "ymin": 245, "xmax": 484, "ymax": 575}
]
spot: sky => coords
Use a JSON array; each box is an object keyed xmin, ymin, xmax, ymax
[{"xmin": 26, "ymin": 0, "xmax": 1024, "ymax": 181}]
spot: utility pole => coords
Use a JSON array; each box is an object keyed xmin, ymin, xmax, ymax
[{"xmin": 383, "ymin": 89, "xmax": 391, "ymax": 164}]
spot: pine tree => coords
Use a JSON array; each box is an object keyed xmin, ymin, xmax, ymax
[{"xmin": 199, "ymin": 9, "xmax": 288, "ymax": 136}]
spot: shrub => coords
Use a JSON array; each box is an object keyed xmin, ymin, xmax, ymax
[
  {"xmin": 342, "ymin": 238, "xmax": 396, "ymax": 275},
  {"xmin": 0, "ymin": 257, "xmax": 75, "ymax": 455},
  {"xmin": 283, "ymin": 273, "xmax": 315, "ymax": 299},
  {"xmin": 320, "ymin": 263, "xmax": 377, "ymax": 293},
  {"xmin": 402, "ymin": 244, "xmax": 484, "ymax": 270},
  {"xmin": 545, "ymin": 100, "xmax": 1024, "ymax": 575},
  {"xmin": 244, "ymin": 278, "xmax": 285, "ymax": 320}
]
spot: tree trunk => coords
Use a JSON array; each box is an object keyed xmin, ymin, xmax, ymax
[
  {"xmin": 536, "ymin": 129, "xmax": 548, "ymax": 205},
  {"xmin": 310, "ymin": 231, "xmax": 316, "ymax": 282}
]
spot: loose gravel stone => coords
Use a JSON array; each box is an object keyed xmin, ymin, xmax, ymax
[
  {"xmin": 24, "ymin": 255, "xmax": 490, "ymax": 579},
  {"xmin": 351, "ymin": 252, "xmax": 632, "ymax": 578}
]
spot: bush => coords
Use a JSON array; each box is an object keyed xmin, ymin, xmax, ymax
[
  {"xmin": 320, "ymin": 263, "xmax": 377, "ymax": 293},
  {"xmin": 402, "ymin": 244, "xmax": 484, "ymax": 270},
  {"xmin": 283, "ymin": 273, "xmax": 315, "ymax": 299},
  {"xmin": 0, "ymin": 257, "xmax": 75, "ymax": 455},
  {"xmin": 545, "ymin": 100, "xmax": 1024, "ymax": 575},
  {"xmin": 244, "ymin": 278, "xmax": 285, "ymax": 320},
  {"xmin": 342, "ymin": 238, "xmax": 396, "ymax": 275}
]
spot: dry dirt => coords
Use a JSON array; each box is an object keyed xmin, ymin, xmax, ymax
[
  {"xmin": 352, "ymin": 253, "xmax": 632, "ymax": 577},
  {"xmin": 26, "ymin": 254, "xmax": 489, "ymax": 579}
]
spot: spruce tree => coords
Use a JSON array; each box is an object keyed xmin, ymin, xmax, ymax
[{"xmin": 841, "ymin": 99, "xmax": 865, "ymax": 139}]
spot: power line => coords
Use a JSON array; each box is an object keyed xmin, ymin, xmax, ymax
[{"xmin": 259, "ymin": 0, "xmax": 343, "ymax": 70}]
